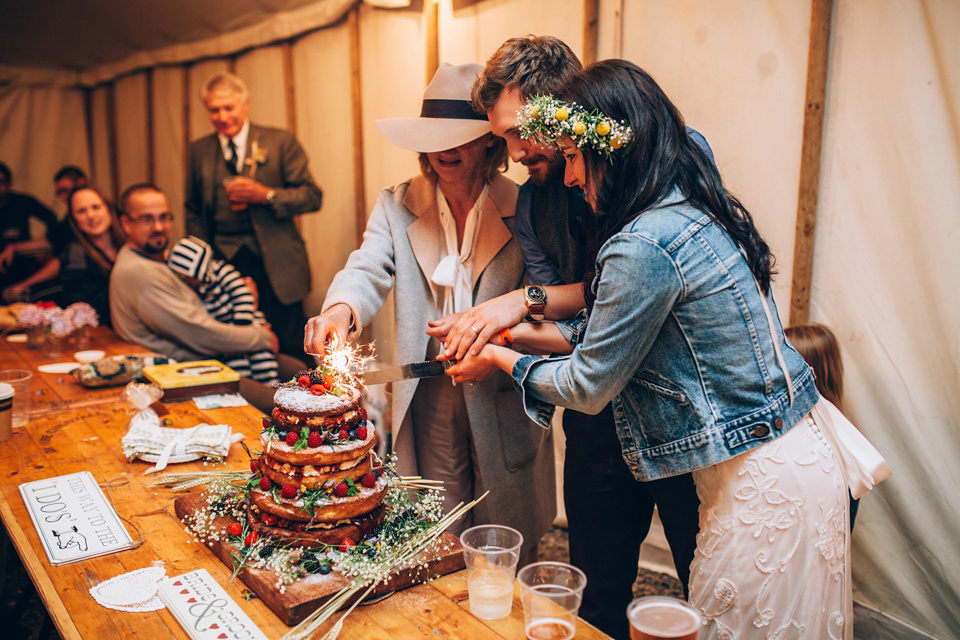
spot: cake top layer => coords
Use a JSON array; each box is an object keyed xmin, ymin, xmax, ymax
[{"xmin": 274, "ymin": 385, "xmax": 361, "ymax": 416}]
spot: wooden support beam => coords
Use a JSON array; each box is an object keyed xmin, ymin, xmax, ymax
[
  {"xmin": 583, "ymin": 0, "xmax": 599, "ymax": 66},
  {"xmin": 349, "ymin": 6, "xmax": 367, "ymax": 248},
  {"xmin": 83, "ymin": 88, "xmax": 94, "ymax": 184},
  {"xmin": 790, "ymin": 0, "xmax": 834, "ymax": 326},
  {"xmin": 280, "ymin": 40, "xmax": 304, "ymax": 235},
  {"xmin": 105, "ymin": 82, "xmax": 119, "ymax": 203},
  {"xmin": 281, "ymin": 41, "xmax": 298, "ymax": 135},
  {"xmin": 183, "ymin": 65, "xmax": 192, "ymax": 187},
  {"xmin": 145, "ymin": 68, "xmax": 155, "ymax": 184},
  {"xmin": 426, "ymin": 0, "xmax": 439, "ymax": 80}
]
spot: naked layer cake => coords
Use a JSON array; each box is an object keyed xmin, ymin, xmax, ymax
[{"xmin": 250, "ymin": 371, "xmax": 388, "ymax": 548}]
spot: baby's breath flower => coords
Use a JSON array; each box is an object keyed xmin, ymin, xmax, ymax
[{"xmin": 517, "ymin": 95, "xmax": 633, "ymax": 161}]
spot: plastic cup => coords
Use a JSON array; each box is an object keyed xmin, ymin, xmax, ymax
[
  {"xmin": 517, "ymin": 561, "xmax": 586, "ymax": 640},
  {"xmin": 459, "ymin": 524, "xmax": 523, "ymax": 620},
  {"xmin": 627, "ymin": 595, "xmax": 701, "ymax": 640},
  {"xmin": 0, "ymin": 382, "xmax": 13, "ymax": 441},
  {"xmin": 0, "ymin": 370, "xmax": 32, "ymax": 428}
]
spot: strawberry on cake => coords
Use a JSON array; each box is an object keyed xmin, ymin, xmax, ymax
[{"xmin": 249, "ymin": 370, "xmax": 388, "ymax": 547}]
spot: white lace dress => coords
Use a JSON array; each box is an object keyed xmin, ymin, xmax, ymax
[{"xmin": 689, "ymin": 415, "xmax": 852, "ymax": 639}]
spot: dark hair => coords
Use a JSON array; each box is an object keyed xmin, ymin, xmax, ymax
[
  {"xmin": 560, "ymin": 60, "xmax": 775, "ymax": 301},
  {"xmin": 0, "ymin": 162, "xmax": 11, "ymax": 183},
  {"xmin": 54, "ymin": 165, "xmax": 87, "ymax": 182},
  {"xmin": 417, "ymin": 134, "xmax": 508, "ymax": 183},
  {"xmin": 118, "ymin": 182, "xmax": 164, "ymax": 217},
  {"xmin": 472, "ymin": 35, "xmax": 582, "ymax": 113},
  {"xmin": 785, "ymin": 324, "xmax": 844, "ymax": 411},
  {"xmin": 66, "ymin": 186, "xmax": 126, "ymax": 273}
]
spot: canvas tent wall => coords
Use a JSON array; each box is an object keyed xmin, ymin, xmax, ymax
[{"xmin": 1, "ymin": 1, "xmax": 958, "ymax": 637}]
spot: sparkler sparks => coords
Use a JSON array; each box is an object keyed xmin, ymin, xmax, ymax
[{"xmin": 320, "ymin": 341, "xmax": 375, "ymax": 391}]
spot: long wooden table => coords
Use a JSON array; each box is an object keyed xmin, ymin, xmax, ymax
[{"xmin": 1, "ymin": 327, "xmax": 610, "ymax": 639}]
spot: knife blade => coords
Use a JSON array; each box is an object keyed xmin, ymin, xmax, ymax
[{"xmin": 360, "ymin": 360, "xmax": 453, "ymax": 386}]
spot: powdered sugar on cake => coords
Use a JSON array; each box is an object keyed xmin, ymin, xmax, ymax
[{"xmin": 274, "ymin": 386, "xmax": 359, "ymax": 414}]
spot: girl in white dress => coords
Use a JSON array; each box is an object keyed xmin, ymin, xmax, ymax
[{"xmin": 442, "ymin": 59, "xmax": 853, "ymax": 639}]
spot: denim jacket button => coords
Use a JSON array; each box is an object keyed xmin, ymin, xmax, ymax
[
  {"xmin": 750, "ymin": 425, "xmax": 769, "ymax": 438},
  {"xmin": 774, "ymin": 418, "xmax": 783, "ymax": 430}
]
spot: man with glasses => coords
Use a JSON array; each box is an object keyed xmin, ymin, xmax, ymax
[{"xmin": 110, "ymin": 183, "xmax": 286, "ymax": 412}]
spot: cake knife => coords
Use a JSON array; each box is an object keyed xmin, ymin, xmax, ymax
[{"xmin": 360, "ymin": 359, "xmax": 454, "ymax": 386}]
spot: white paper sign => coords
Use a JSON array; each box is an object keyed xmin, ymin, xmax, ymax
[
  {"xmin": 158, "ymin": 569, "xmax": 268, "ymax": 640},
  {"xmin": 19, "ymin": 471, "xmax": 133, "ymax": 566}
]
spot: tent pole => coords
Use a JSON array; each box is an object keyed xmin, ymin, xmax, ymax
[
  {"xmin": 426, "ymin": 0, "xmax": 439, "ymax": 80},
  {"xmin": 281, "ymin": 41, "xmax": 298, "ymax": 136},
  {"xmin": 145, "ymin": 68, "xmax": 155, "ymax": 184},
  {"xmin": 106, "ymin": 82, "xmax": 120, "ymax": 203},
  {"xmin": 790, "ymin": 0, "xmax": 834, "ymax": 326},
  {"xmin": 349, "ymin": 5, "xmax": 366, "ymax": 248},
  {"xmin": 583, "ymin": 0, "xmax": 599, "ymax": 66},
  {"xmin": 182, "ymin": 64, "xmax": 192, "ymax": 195},
  {"xmin": 83, "ymin": 88, "xmax": 95, "ymax": 188}
]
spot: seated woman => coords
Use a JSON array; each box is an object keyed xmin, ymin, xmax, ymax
[
  {"xmin": 303, "ymin": 63, "xmax": 555, "ymax": 559},
  {"xmin": 439, "ymin": 60, "xmax": 856, "ymax": 638},
  {"xmin": 55, "ymin": 186, "xmax": 125, "ymax": 325}
]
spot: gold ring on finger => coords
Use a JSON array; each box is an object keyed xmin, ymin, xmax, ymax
[{"xmin": 469, "ymin": 326, "xmax": 479, "ymax": 334}]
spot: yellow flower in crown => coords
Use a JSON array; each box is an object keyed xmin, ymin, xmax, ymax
[{"xmin": 517, "ymin": 95, "xmax": 633, "ymax": 161}]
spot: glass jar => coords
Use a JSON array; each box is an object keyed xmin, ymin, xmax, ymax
[{"xmin": 25, "ymin": 325, "xmax": 47, "ymax": 350}]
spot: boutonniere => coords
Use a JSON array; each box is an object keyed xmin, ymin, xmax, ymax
[{"xmin": 244, "ymin": 141, "xmax": 268, "ymax": 178}]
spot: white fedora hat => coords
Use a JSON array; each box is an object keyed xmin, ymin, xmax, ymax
[{"xmin": 376, "ymin": 63, "xmax": 491, "ymax": 153}]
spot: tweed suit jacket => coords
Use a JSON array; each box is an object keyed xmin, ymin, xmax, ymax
[
  {"xmin": 321, "ymin": 173, "xmax": 556, "ymax": 551},
  {"xmin": 185, "ymin": 123, "xmax": 322, "ymax": 304}
]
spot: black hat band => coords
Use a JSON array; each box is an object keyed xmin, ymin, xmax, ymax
[{"xmin": 419, "ymin": 99, "xmax": 487, "ymax": 121}]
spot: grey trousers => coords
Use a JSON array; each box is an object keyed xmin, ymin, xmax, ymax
[{"xmin": 408, "ymin": 374, "xmax": 490, "ymax": 536}]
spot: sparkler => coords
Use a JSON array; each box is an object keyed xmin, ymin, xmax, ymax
[{"xmin": 318, "ymin": 339, "xmax": 376, "ymax": 392}]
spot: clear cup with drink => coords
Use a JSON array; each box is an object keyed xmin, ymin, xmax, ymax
[
  {"xmin": 517, "ymin": 561, "xmax": 587, "ymax": 640},
  {"xmin": 459, "ymin": 524, "xmax": 523, "ymax": 620},
  {"xmin": 0, "ymin": 370, "xmax": 32, "ymax": 428},
  {"xmin": 627, "ymin": 595, "xmax": 701, "ymax": 640},
  {"xmin": 222, "ymin": 177, "xmax": 247, "ymax": 211}
]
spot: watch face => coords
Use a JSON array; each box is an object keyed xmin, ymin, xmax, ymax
[{"xmin": 527, "ymin": 286, "xmax": 547, "ymax": 303}]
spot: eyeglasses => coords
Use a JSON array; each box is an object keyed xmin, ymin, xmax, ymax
[{"xmin": 126, "ymin": 213, "xmax": 174, "ymax": 226}]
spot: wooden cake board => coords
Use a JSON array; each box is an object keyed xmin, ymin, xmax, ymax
[{"xmin": 174, "ymin": 493, "xmax": 466, "ymax": 626}]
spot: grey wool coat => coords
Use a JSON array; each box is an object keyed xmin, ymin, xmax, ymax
[
  {"xmin": 185, "ymin": 123, "xmax": 322, "ymax": 305},
  {"xmin": 321, "ymin": 173, "xmax": 556, "ymax": 552}
]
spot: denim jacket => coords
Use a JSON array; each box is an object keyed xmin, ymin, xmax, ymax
[{"xmin": 511, "ymin": 190, "xmax": 819, "ymax": 481}]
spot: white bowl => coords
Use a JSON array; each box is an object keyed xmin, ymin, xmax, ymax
[{"xmin": 74, "ymin": 350, "xmax": 106, "ymax": 364}]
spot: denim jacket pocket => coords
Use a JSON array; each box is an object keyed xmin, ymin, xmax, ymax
[
  {"xmin": 495, "ymin": 389, "xmax": 549, "ymax": 471},
  {"xmin": 631, "ymin": 370, "xmax": 689, "ymax": 404}
]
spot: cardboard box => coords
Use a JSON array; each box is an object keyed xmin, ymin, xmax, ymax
[{"xmin": 142, "ymin": 360, "xmax": 240, "ymax": 401}]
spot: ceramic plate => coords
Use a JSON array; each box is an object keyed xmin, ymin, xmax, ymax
[
  {"xmin": 38, "ymin": 362, "xmax": 80, "ymax": 374},
  {"xmin": 74, "ymin": 350, "xmax": 106, "ymax": 363}
]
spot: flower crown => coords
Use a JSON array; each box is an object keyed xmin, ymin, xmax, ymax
[{"xmin": 518, "ymin": 95, "xmax": 633, "ymax": 160}]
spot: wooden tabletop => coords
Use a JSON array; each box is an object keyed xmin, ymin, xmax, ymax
[{"xmin": 0, "ymin": 327, "xmax": 610, "ymax": 639}]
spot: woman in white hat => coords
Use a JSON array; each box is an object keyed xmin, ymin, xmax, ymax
[{"xmin": 304, "ymin": 64, "xmax": 555, "ymax": 556}]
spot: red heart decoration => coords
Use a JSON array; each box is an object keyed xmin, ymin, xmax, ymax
[
  {"xmin": 210, "ymin": 624, "xmax": 219, "ymax": 629},
  {"xmin": 218, "ymin": 635, "xmax": 227, "ymax": 639},
  {"xmin": 187, "ymin": 597, "xmax": 197, "ymax": 603},
  {"xmin": 173, "ymin": 581, "xmax": 182, "ymax": 586},
  {"xmin": 180, "ymin": 589, "xmax": 189, "ymax": 594}
]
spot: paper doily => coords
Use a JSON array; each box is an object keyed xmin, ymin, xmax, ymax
[{"xmin": 90, "ymin": 564, "xmax": 167, "ymax": 612}]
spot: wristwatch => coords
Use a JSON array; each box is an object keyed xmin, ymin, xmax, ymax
[
  {"xmin": 524, "ymin": 285, "xmax": 547, "ymax": 323},
  {"xmin": 266, "ymin": 189, "xmax": 277, "ymax": 205}
]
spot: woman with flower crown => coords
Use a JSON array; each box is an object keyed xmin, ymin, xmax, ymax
[{"xmin": 439, "ymin": 59, "xmax": 853, "ymax": 639}]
